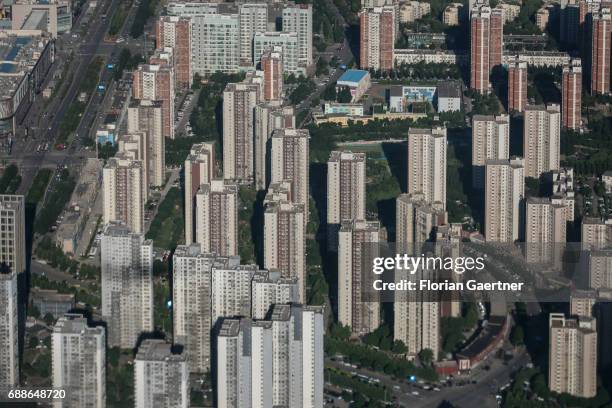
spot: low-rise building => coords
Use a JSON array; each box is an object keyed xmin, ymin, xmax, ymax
[
  {"xmin": 323, "ymin": 102, "xmax": 365, "ymax": 116},
  {"xmin": 436, "ymin": 81, "xmax": 462, "ymax": 112},
  {"xmin": 11, "ymin": 0, "xmax": 72, "ymax": 38},
  {"xmin": 0, "ymin": 33, "xmax": 54, "ymax": 140},
  {"xmin": 502, "ymin": 51, "xmax": 570, "ymax": 67},
  {"xmin": 336, "ymin": 69, "xmax": 371, "ymax": 102},
  {"xmin": 394, "ymin": 49, "xmax": 469, "ymax": 66},
  {"xmin": 31, "ymin": 288, "xmax": 75, "ymax": 318},
  {"xmin": 498, "ymin": 3, "xmax": 521, "ymax": 22},
  {"xmin": 55, "ymin": 159, "xmax": 102, "ymax": 256}
]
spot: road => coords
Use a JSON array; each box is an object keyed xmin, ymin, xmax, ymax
[
  {"xmin": 328, "ymin": 348, "xmax": 529, "ymax": 407},
  {"xmin": 6, "ymin": 0, "xmax": 127, "ymax": 197}
]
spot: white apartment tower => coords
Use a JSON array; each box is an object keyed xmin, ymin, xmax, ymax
[
  {"xmin": 239, "ymin": 3, "xmax": 268, "ymax": 66},
  {"xmin": 100, "ymin": 223, "xmax": 153, "ymax": 348},
  {"xmin": 471, "ymin": 114, "xmax": 510, "ymax": 189},
  {"xmin": 103, "ymin": 156, "xmax": 146, "ymax": 234},
  {"xmin": 251, "ymin": 270, "xmax": 299, "ymax": 319},
  {"xmin": 549, "ymin": 314, "xmax": 598, "ymax": 398},
  {"xmin": 327, "ymin": 151, "xmax": 366, "ymax": 249},
  {"xmin": 270, "ymin": 128, "xmax": 310, "ymax": 215},
  {"xmin": 484, "ymin": 158, "xmax": 525, "ymax": 242},
  {"xmin": 184, "ymin": 142, "xmax": 216, "ymax": 244},
  {"xmin": 263, "ymin": 198, "xmax": 306, "ymax": 301},
  {"xmin": 211, "ymin": 264, "xmax": 259, "ymax": 325},
  {"xmin": 282, "ymin": 4, "xmax": 313, "ymax": 67},
  {"xmin": 407, "ymin": 127, "xmax": 447, "ymax": 209},
  {"xmin": 269, "ymin": 304, "xmax": 324, "ymax": 408},
  {"xmin": 254, "ymin": 102, "xmax": 295, "ymax": 190},
  {"xmin": 127, "ymin": 100, "xmax": 165, "ymax": 187},
  {"xmin": 525, "ymin": 197, "xmax": 567, "ymax": 266},
  {"xmin": 216, "ymin": 305, "xmax": 324, "ymax": 408},
  {"xmin": 0, "ymin": 194, "xmax": 26, "ymax": 277},
  {"xmin": 338, "ymin": 219, "xmax": 380, "ymax": 335},
  {"xmin": 223, "ymin": 82, "xmax": 260, "ymax": 182},
  {"xmin": 0, "ymin": 267, "xmax": 18, "ymax": 389},
  {"xmin": 523, "ymin": 104, "xmax": 561, "ymax": 178},
  {"xmin": 172, "ymin": 245, "xmax": 237, "ymax": 373},
  {"xmin": 134, "ymin": 340, "xmax": 189, "ymax": 408},
  {"xmin": 396, "ymin": 193, "xmax": 448, "ymax": 247},
  {"xmin": 52, "ymin": 314, "xmax": 106, "ymax": 408},
  {"xmin": 195, "ymin": 180, "xmax": 238, "ymax": 257}
]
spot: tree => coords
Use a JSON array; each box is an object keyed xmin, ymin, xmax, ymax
[
  {"xmin": 392, "ymin": 340, "xmax": 408, "ymax": 354},
  {"xmin": 29, "ymin": 336, "xmax": 39, "ymax": 349},
  {"xmin": 322, "ymin": 85, "xmax": 337, "ymax": 101},
  {"xmin": 418, "ymin": 348, "xmax": 434, "ymax": 366},
  {"xmin": 337, "ymin": 86, "xmax": 353, "ymax": 103},
  {"xmin": 510, "ymin": 324, "xmax": 525, "ymax": 346},
  {"xmin": 43, "ymin": 313, "xmax": 55, "ymax": 326}
]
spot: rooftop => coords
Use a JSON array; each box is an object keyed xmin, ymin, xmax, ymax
[
  {"xmin": 136, "ymin": 339, "xmax": 185, "ymax": 362},
  {"xmin": 337, "ymin": 69, "xmax": 369, "ymax": 84}
]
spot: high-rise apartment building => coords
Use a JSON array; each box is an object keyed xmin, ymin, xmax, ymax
[
  {"xmin": 156, "ymin": 16, "xmax": 192, "ymax": 88},
  {"xmin": 192, "ymin": 13, "xmax": 240, "ymax": 74},
  {"xmin": 223, "ymin": 82, "xmax": 260, "ymax": 182},
  {"xmin": 263, "ymin": 198, "xmax": 306, "ymax": 301},
  {"xmin": 570, "ymin": 290, "xmax": 597, "ymax": 317},
  {"xmin": 338, "ymin": 219, "xmax": 380, "ymax": 334},
  {"xmin": 507, "ymin": 56, "xmax": 528, "ymax": 112},
  {"xmin": 525, "ymin": 197, "xmax": 568, "ymax": 265},
  {"xmin": 127, "ymin": 100, "xmax": 165, "ymax": 187},
  {"xmin": 195, "ymin": 180, "xmax": 238, "ymax": 257},
  {"xmin": 550, "ymin": 167, "xmax": 576, "ymax": 221},
  {"xmin": 590, "ymin": 8, "xmax": 611, "ymax": 94},
  {"xmin": 394, "ymin": 289, "xmax": 440, "ymax": 360},
  {"xmin": 216, "ymin": 305, "xmax": 324, "ymax": 408},
  {"xmin": 485, "ymin": 158, "xmax": 525, "ymax": 242},
  {"xmin": 327, "ymin": 151, "xmax": 366, "ymax": 249},
  {"xmin": 470, "ymin": 5, "xmax": 503, "ymax": 92},
  {"xmin": 471, "ymin": 114, "xmax": 510, "ymax": 189},
  {"xmin": 103, "ymin": 156, "xmax": 146, "ymax": 234},
  {"xmin": 253, "ymin": 31, "xmax": 300, "ymax": 74},
  {"xmin": 0, "ymin": 266, "xmax": 18, "ymax": 389},
  {"xmin": 581, "ymin": 216, "xmax": 612, "ymax": 249},
  {"xmin": 211, "ymin": 264, "xmax": 259, "ymax": 324},
  {"xmin": 184, "ymin": 142, "xmax": 215, "ymax": 244},
  {"xmin": 0, "ymin": 194, "xmax": 25, "ymax": 276},
  {"xmin": 359, "ymin": 7, "xmax": 395, "ymax": 70},
  {"xmin": 238, "ymin": 3, "xmax": 268, "ymax": 66},
  {"xmin": 270, "ymin": 128, "xmax": 309, "ymax": 213},
  {"xmin": 133, "ymin": 63, "xmax": 175, "ymax": 139},
  {"xmin": 254, "ymin": 102, "xmax": 295, "ymax": 190},
  {"xmin": 470, "ymin": 5, "xmax": 490, "ymax": 92},
  {"xmin": 52, "ymin": 314, "xmax": 106, "ymax": 408},
  {"xmin": 251, "ymin": 271, "xmax": 299, "ymax": 319},
  {"xmin": 269, "ymin": 304, "xmax": 324, "ymax": 408},
  {"xmin": 282, "ymin": 4, "xmax": 313, "ymax": 67},
  {"xmin": 135, "ymin": 340, "xmax": 189, "ymax": 408},
  {"xmin": 172, "ymin": 245, "xmax": 236, "ymax": 373},
  {"xmin": 100, "ymin": 223, "xmax": 153, "ymax": 348},
  {"xmin": 261, "ymin": 47, "xmax": 284, "ymax": 101},
  {"xmin": 118, "ymin": 132, "xmax": 149, "ymax": 189},
  {"xmin": 587, "ymin": 250, "xmax": 612, "ymax": 289},
  {"xmin": 549, "ymin": 313, "xmax": 598, "ymax": 398},
  {"xmin": 396, "ymin": 193, "xmax": 448, "ymax": 247},
  {"xmin": 562, "ymin": 58, "xmax": 583, "ymax": 129},
  {"xmin": 524, "ymin": 104, "xmax": 561, "ymax": 178},
  {"xmin": 407, "ymin": 127, "xmax": 447, "ymax": 209}
]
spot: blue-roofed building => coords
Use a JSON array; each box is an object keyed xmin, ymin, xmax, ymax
[{"xmin": 336, "ymin": 69, "xmax": 371, "ymax": 102}]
